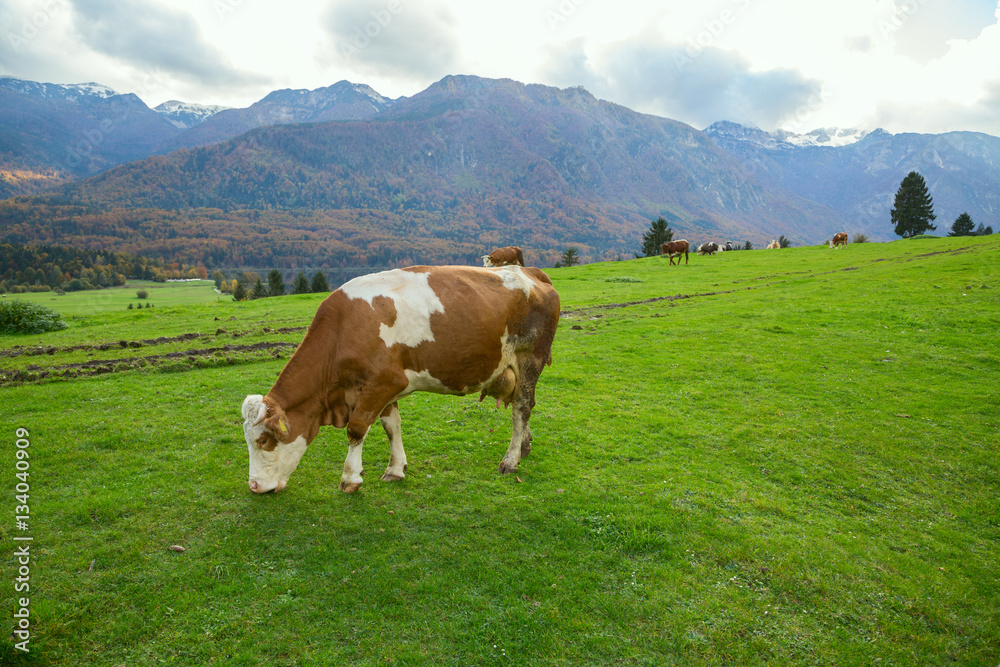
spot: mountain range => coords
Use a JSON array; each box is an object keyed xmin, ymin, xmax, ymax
[{"xmin": 1, "ymin": 74, "xmax": 998, "ymax": 270}]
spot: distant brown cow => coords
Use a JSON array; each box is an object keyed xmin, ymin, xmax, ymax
[
  {"xmin": 660, "ymin": 239, "xmax": 690, "ymax": 265},
  {"xmin": 830, "ymin": 232, "xmax": 848, "ymax": 249},
  {"xmin": 482, "ymin": 246, "xmax": 525, "ymax": 267}
]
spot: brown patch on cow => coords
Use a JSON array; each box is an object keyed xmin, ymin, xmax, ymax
[
  {"xmin": 370, "ymin": 295, "xmax": 398, "ymax": 329},
  {"xmin": 256, "ymin": 432, "xmax": 278, "ymax": 452}
]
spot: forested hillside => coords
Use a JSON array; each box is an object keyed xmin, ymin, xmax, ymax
[
  {"xmin": 0, "ymin": 241, "xmax": 202, "ymax": 292},
  {"xmin": 1, "ymin": 77, "xmax": 846, "ymax": 268}
]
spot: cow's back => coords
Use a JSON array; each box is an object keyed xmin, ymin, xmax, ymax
[{"xmin": 314, "ymin": 265, "xmax": 558, "ymax": 394}]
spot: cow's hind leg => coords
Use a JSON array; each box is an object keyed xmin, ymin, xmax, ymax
[
  {"xmin": 380, "ymin": 402, "xmax": 407, "ymax": 482},
  {"xmin": 499, "ymin": 356, "xmax": 543, "ymax": 474}
]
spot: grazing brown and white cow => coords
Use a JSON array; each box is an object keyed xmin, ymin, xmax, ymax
[
  {"xmin": 660, "ymin": 239, "xmax": 690, "ymax": 265},
  {"xmin": 482, "ymin": 246, "xmax": 525, "ymax": 267},
  {"xmin": 241, "ymin": 265, "xmax": 560, "ymax": 494},
  {"xmin": 830, "ymin": 232, "xmax": 848, "ymax": 248},
  {"xmin": 698, "ymin": 242, "xmax": 720, "ymax": 255}
]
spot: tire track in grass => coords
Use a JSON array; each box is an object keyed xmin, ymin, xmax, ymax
[{"xmin": 0, "ymin": 341, "xmax": 299, "ymax": 386}]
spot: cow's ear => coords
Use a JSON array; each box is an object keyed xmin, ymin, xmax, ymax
[{"xmin": 264, "ymin": 410, "xmax": 292, "ymax": 442}]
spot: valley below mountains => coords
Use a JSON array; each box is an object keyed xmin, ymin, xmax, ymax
[{"xmin": 1, "ymin": 74, "xmax": 998, "ymax": 273}]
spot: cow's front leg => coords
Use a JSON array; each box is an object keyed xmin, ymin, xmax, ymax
[
  {"xmin": 340, "ymin": 377, "xmax": 407, "ymax": 493},
  {"xmin": 340, "ymin": 425, "xmax": 369, "ymax": 493},
  {"xmin": 380, "ymin": 402, "xmax": 408, "ymax": 481}
]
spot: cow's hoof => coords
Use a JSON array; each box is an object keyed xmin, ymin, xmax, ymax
[
  {"xmin": 498, "ymin": 460, "xmax": 518, "ymax": 475},
  {"xmin": 340, "ymin": 480, "xmax": 362, "ymax": 493},
  {"xmin": 381, "ymin": 471, "xmax": 404, "ymax": 482}
]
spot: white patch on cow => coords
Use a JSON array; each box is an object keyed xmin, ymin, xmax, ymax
[
  {"xmin": 242, "ymin": 394, "xmax": 308, "ymax": 493},
  {"xmin": 341, "ymin": 269, "xmax": 444, "ymax": 348},
  {"xmin": 492, "ymin": 266, "xmax": 533, "ymax": 299},
  {"xmin": 482, "ymin": 255, "xmax": 495, "ymax": 267},
  {"xmin": 401, "ymin": 369, "xmax": 453, "ymax": 396}
]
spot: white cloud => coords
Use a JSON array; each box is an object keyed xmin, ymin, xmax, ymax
[
  {"xmin": 0, "ymin": 0, "xmax": 997, "ymax": 134},
  {"xmin": 542, "ymin": 35, "xmax": 822, "ymax": 130},
  {"xmin": 317, "ymin": 0, "xmax": 460, "ymax": 84}
]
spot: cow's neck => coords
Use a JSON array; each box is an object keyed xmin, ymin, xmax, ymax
[{"xmin": 267, "ymin": 327, "xmax": 337, "ymax": 443}]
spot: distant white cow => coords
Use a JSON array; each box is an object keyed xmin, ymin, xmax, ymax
[{"xmin": 766, "ymin": 239, "xmax": 780, "ymax": 249}]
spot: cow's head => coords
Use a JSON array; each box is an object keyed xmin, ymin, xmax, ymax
[{"xmin": 241, "ymin": 394, "xmax": 308, "ymax": 494}]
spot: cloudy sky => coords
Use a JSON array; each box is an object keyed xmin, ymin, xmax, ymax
[{"xmin": 2, "ymin": 0, "xmax": 999, "ymax": 135}]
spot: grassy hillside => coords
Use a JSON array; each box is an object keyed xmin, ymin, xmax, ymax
[{"xmin": 2, "ymin": 236, "xmax": 998, "ymax": 665}]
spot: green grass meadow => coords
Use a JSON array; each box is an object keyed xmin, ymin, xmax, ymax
[
  {"xmin": 1, "ymin": 236, "xmax": 998, "ymax": 665},
  {"xmin": 4, "ymin": 280, "xmax": 223, "ymax": 316}
]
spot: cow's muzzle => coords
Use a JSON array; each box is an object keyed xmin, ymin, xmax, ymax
[{"xmin": 248, "ymin": 479, "xmax": 287, "ymax": 494}]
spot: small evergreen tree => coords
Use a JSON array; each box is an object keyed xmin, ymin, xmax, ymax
[
  {"xmin": 891, "ymin": 171, "xmax": 937, "ymax": 238},
  {"xmin": 292, "ymin": 272, "xmax": 310, "ymax": 294},
  {"xmin": 641, "ymin": 217, "xmax": 674, "ymax": 257},
  {"xmin": 743, "ymin": 241, "xmax": 753, "ymax": 250},
  {"xmin": 974, "ymin": 223, "xmax": 994, "ymax": 236},
  {"xmin": 559, "ymin": 247, "xmax": 581, "ymax": 267},
  {"xmin": 232, "ymin": 281, "xmax": 248, "ymax": 302},
  {"xmin": 267, "ymin": 269, "xmax": 286, "ymax": 296},
  {"xmin": 948, "ymin": 212, "xmax": 975, "ymax": 237},
  {"xmin": 778, "ymin": 235, "xmax": 792, "ymax": 248},
  {"xmin": 250, "ymin": 278, "xmax": 268, "ymax": 300},
  {"xmin": 310, "ymin": 271, "xmax": 329, "ymax": 293}
]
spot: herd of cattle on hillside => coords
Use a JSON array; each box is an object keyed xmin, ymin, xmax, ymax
[{"xmin": 241, "ymin": 236, "xmax": 850, "ymax": 494}]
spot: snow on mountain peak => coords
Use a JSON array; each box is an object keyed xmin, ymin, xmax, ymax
[
  {"xmin": 0, "ymin": 77, "xmax": 119, "ymax": 100},
  {"xmin": 777, "ymin": 127, "xmax": 870, "ymax": 148},
  {"xmin": 705, "ymin": 121, "xmax": 874, "ymax": 149},
  {"xmin": 153, "ymin": 100, "xmax": 229, "ymax": 129}
]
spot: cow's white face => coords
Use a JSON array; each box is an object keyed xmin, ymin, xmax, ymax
[{"xmin": 241, "ymin": 394, "xmax": 308, "ymax": 494}]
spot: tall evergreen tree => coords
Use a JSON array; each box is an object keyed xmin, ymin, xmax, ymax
[
  {"xmin": 310, "ymin": 271, "xmax": 329, "ymax": 293},
  {"xmin": 558, "ymin": 247, "xmax": 580, "ymax": 267},
  {"xmin": 641, "ymin": 217, "xmax": 674, "ymax": 257},
  {"xmin": 250, "ymin": 278, "xmax": 268, "ymax": 300},
  {"xmin": 292, "ymin": 271, "xmax": 310, "ymax": 294},
  {"xmin": 891, "ymin": 171, "xmax": 937, "ymax": 238},
  {"xmin": 267, "ymin": 269, "xmax": 286, "ymax": 296},
  {"xmin": 948, "ymin": 212, "xmax": 975, "ymax": 237}
]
